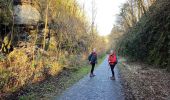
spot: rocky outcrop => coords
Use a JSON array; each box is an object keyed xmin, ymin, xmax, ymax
[
  {"xmin": 13, "ymin": 0, "xmax": 41, "ymax": 25},
  {"xmin": 13, "ymin": 0, "xmax": 32, "ymax": 5}
]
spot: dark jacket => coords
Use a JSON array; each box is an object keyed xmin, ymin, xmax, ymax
[{"xmin": 88, "ymin": 52, "xmax": 97, "ymax": 64}]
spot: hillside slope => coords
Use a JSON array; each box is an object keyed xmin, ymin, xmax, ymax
[{"xmin": 117, "ymin": 0, "xmax": 170, "ymax": 70}]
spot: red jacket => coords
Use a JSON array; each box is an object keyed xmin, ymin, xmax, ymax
[{"xmin": 108, "ymin": 53, "xmax": 117, "ymax": 65}]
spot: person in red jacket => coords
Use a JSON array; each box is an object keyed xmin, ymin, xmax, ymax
[{"xmin": 108, "ymin": 50, "xmax": 117, "ymax": 80}]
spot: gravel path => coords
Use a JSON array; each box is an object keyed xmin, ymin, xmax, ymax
[{"xmin": 55, "ymin": 57, "xmax": 125, "ymax": 100}]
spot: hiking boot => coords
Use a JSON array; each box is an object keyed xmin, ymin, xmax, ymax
[
  {"xmin": 90, "ymin": 74, "xmax": 93, "ymax": 77},
  {"xmin": 90, "ymin": 73, "xmax": 95, "ymax": 77},
  {"xmin": 92, "ymin": 74, "xmax": 96, "ymax": 77},
  {"xmin": 110, "ymin": 76, "xmax": 115, "ymax": 80}
]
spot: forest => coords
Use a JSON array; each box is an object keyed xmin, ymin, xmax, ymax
[
  {"xmin": 0, "ymin": 0, "xmax": 169, "ymax": 99},
  {"xmin": 109, "ymin": 0, "xmax": 170, "ymax": 99},
  {"xmin": 109, "ymin": 0, "xmax": 169, "ymax": 70}
]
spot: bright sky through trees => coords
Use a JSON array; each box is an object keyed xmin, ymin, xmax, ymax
[{"xmin": 77, "ymin": 0, "xmax": 127, "ymax": 36}]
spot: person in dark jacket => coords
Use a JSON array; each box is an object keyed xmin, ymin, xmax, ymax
[
  {"xmin": 108, "ymin": 50, "xmax": 117, "ymax": 80},
  {"xmin": 88, "ymin": 48, "xmax": 97, "ymax": 77}
]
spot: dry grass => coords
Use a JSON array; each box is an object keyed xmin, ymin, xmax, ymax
[
  {"xmin": 0, "ymin": 46, "xmax": 76, "ymax": 99},
  {"xmin": 0, "ymin": 44, "xmax": 95, "ymax": 100}
]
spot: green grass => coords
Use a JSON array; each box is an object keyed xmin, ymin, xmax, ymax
[
  {"xmin": 19, "ymin": 54, "xmax": 106, "ymax": 100},
  {"xmin": 64, "ymin": 54, "xmax": 106, "ymax": 86}
]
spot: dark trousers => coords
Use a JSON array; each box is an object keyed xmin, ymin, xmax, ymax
[
  {"xmin": 110, "ymin": 64, "xmax": 116, "ymax": 77},
  {"xmin": 91, "ymin": 63, "xmax": 95, "ymax": 74}
]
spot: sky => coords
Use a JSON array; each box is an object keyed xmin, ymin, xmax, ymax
[{"xmin": 77, "ymin": 0, "xmax": 127, "ymax": 36}]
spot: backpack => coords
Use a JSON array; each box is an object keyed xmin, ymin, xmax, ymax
[
  {"xmin": 109, "ymin": 53, "xmax": 117, "ymax": 65},
  {"xmin": 113, "ymin": 54, "xmax": 117, "ymax": 64},
  {"xmin": 88, "ymin": 53, "xmax": 92, "ymax": 61}
]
